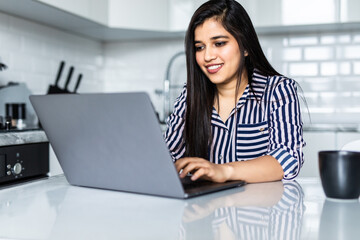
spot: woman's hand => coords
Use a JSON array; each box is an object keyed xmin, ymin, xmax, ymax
[{"xmin": 175, "ymin": 157, "xmax": 232, "ymax": 183}]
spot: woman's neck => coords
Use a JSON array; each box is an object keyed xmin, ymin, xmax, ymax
[
  {"xmin": 213, "ymin": 70, "xmax": 249, "ymax": 122},
  {"xmin": 216, "ymin": 70, "xmax": 249, "ymax": 101}
]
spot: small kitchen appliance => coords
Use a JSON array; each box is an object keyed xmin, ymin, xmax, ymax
[{"xmin": 0, "ymin": 141, "xmax": 49, "ymax": 185}]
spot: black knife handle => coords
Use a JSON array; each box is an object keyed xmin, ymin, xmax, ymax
[
  {"xmin": 74, "ymin": 74, "xmax": 82, "ymax": 93},
  {"xmin": 55, "ymin": 61, "xmax": 65, "ymax": 85},
  {"xmin": 64, "ymin": 66, "xmax": 74, "ymax": 90}
]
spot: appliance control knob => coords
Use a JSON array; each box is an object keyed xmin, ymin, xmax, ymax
[{"xmin": 12, "ymin": 163, "xmax": 22, "ymax": 175}]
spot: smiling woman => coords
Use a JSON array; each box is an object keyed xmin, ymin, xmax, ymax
[{"xmin": 164, "ymin": 0, "xmax": 305, "ymax": 183}]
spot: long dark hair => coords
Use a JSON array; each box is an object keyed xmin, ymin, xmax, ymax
[{"xmin": 184, "ymin": 0, "xmax": 280, "ymax": 159}]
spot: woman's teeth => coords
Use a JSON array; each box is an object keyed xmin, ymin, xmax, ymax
[{"xmin": 208, "ymin": 64, "xmax": 222, "ymax": 70}]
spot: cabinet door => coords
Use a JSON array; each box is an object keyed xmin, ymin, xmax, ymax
[
  {"xmin": 108, "ymin": 0, "xmax": 168, "ymax": 31},
  {"xmin": 239, "ymin": 0, "xmax": 339, "ymax": 27},
  {"xmin": 36, "ymin": 0, "xmax": 108, "ymax": 25},
  {"xmin": 340, "ymin": 0, "xmax": 360, "ymax": 22},
  {"xmin": 299, "ymin": 132, "xmax": 336, "ymax": 178}
]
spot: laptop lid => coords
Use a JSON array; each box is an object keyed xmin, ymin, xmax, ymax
[{"xmin": 30, "ymin": 92, "xmax": 244, "ymax": 199}]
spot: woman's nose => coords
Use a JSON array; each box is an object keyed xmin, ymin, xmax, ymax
[{"xmin": 204, "ymin": 47, "xmax": 216, "ymax": 62}]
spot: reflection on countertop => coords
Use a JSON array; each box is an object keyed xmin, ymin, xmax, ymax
[
  {"xmin": 0, "ymin": 176, "xmax": 359, "ymax": 240},
  {"xmin": 181, "ymin": 181, "xmax": 304, "ymax": 240}
]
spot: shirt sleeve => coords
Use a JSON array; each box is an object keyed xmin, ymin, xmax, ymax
[
  {"xmin": 266, "ymin": 77, "xmax": 305, "ymax": 180},
  {"xmin": 163, "ymin": 86, "xmax": 187, "ymax": 161}
]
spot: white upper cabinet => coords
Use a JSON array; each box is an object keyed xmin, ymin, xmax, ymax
[
  {"xmin": 36, "ymin": 0, "xmax": 108, "ymax": 25},
  {"xmin": 168, "ymin": 0, "xmax": 206, "ymax": 31},
  {"xmin": 107, "ymin": 0, "xmax": 168, "ymax": 31},
  {"xmin": 239, "ymin": 0, "xmax": 360, "ymax": 27},
  {"xmin": 341, "ymin": 0, "xmax": 360, "ymax": 22},
  {"xmin": 239, "ymin": 0, "xmax": 339, "ymax": 27},
  {"xmin": 1, "ymin": 0, "xmax": 359, "ymax": 40}
]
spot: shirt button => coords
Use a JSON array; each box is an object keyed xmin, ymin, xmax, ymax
[{"xmin": 219, "ymin": 155, "xmax": 223, "ymax": 160}]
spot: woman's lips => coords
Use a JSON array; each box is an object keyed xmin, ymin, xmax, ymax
[{"xmin": 206, "ymin": 64, "xmax": 223, "ymax": 74}]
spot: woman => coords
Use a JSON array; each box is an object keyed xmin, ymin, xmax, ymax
[{"xmin": 165, "ymin": 0, "xmax": 305, "ymax": 183}]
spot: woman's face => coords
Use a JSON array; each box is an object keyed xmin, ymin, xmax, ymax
[{"xmin": 194, "ymin": 18, "xmax": 245, "ymax": 88}]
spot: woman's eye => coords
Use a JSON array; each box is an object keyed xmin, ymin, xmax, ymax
[
  {"xmin": 215, "ymin": 41, "xmax": 226, "ymax": 47},
  {"xmin": 195, "ymin": 46, "xmax": 204, "ymax": 51}
]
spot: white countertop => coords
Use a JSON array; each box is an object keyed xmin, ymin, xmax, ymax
[{"xmin": 0, "ymin": 176, "xmax": 359, "ymax": 240}]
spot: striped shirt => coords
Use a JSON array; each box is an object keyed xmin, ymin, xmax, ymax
[{"xmin": 164, "ymin": 70, "xmax": 305, "ymax": 180}]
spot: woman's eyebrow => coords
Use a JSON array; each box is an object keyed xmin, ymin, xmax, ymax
[
  {"xmin": 195, "ymin": 35, "xmax": 229, "ymax": 44},
  {"xmin": 211, "ymin": 35, "xmax": 229, "ymax": 40}
]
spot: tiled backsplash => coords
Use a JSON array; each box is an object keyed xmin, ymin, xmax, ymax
[
  {"xmin": 0, "ymin": 12, "xmax": 104, "ymax": 95},
  {"xmin": 1, "ymin": 11, "xmax": 360, "ymax": 125},
  {"xmin": 259, "ymin": 32, "xmax": 360, "ymax": 125}
]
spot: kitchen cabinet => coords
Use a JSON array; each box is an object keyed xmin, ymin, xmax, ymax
[
  {"xmin": 239, "ymin": 0, "xmax": 339, "ymax": 27},
  {"xmin": 108, "ymin": 0, "xmax": 168, "ymax": 31},
  {"xmin": 341, "ymin": 0, "xmax": 360, "ymax": 22},
  {"xmin": 0, "ymin": 0, "xmax": 181, "ymax": 41},
  {"xmin": 1, "ymin": 0, "xmax": 360, "ymax": 41},
  {"xmin": 240, "ymin": 0, "xmax": 360, "ymax": 27},
  {"xmin": 35, "ymin": 0, "xmax": 108, "ymax": 25}
]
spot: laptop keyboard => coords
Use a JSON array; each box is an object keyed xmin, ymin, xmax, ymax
[{"xmin": 181, "ymin": 176, "xmax": 214, "ymax": 190}]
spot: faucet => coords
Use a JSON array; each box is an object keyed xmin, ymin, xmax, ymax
[
  {"xmin": 0, "ymin": 57, "xmax": 8, "ymax": 71},
  {"xmin": 156, "ymin": 51, "xmax": 185, "ymax": 123}
]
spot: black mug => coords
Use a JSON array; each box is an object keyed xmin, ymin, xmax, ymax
[{"xmin": 319, "ymin": 151, "xmax": 360, "ymax": 200}]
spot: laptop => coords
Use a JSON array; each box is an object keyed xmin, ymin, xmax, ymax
[{"xmin": 30, "ymin": 92, "xmax": 245, "ymax": 199}]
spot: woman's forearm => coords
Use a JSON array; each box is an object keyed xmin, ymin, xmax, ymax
[{"xmin": 224, "ymin": 155, "xmax": 284, "ymax": 183}]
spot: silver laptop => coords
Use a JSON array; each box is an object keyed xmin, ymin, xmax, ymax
[{"xmin": 30, "ymin": 92, "xmax": 245, "ymax": 199}]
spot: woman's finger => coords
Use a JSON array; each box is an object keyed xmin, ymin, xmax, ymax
[{"xmin": 180, "ymin": 161, "xmax": 204, "ymax": 178}]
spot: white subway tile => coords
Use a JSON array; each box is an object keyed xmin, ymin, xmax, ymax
[
  {"xmin": 338, "ymin": 35, "xmax": 351, "ymax": 43},
  {"xmin": 282, "ymin": 38, "xmax": 289, "ymax": 47},
  {"xmin": 354, "ymin": 34, "xmax": 360, "ymax": 43},
  {"xmin": 32, "ymin": 57, "xmax": 54, "ymax": 75},
  {"xmin": 337, "ymin": 77, "xmax": 360, "ymax": 91},
  {"xmin": 9, "ymin": 53, "xmax": 33, "ymax": 72},
  {"xmin": 304, "ymin": 46, "xmax": 334, "ymax": 60},
  {"xmin": 289, "ymin": 36, "xmax": 318, "ymax": 46},
  {"xmin": 344, "ymin": 46, "xmax": 360, "ymax": 59},
  {"xmin": 0, "ymin": 32, "xmax": 22, "ymax": 51},
  {"xmin": 341, "ymin": 107, "xmax": 360, "ymax": 113},
  {"xmin": 22, "ymin": 36, "xmax": 46, "ymax": 56},
  {"xmin": 354, "ymin": 61, "xmax": 360, "ymax": 74},
  {"xmin": 321, "ymin": 35, "xmax": 336, "ymax": 44},
  {"xmin": 265, "ymin": 48, "xmax": 273, "ymax": 61},
  {"xmin": 289, "ymin": 63, "xmax": 318, "ymax": 76},
  {"xmin": 303, "ymin": 77, "xmax": 336, "ymax": 92},
  {"xmin": 339, "ymin": 62, "xmax": 351, "ymax": 75},
  {"xmin": 282, "ymin": 47, "xmax": 302, "ymax": 61},
  {"xmin": 281, "ymin": 63, "xmax": 288, "ymax": 76},
  {"xmin": 353, "ymin": 92, "xmax": 360, "ymax": 97},
  {"xmin": 336, "ymin": 46, "xmax": 343, "ymax": 59},
  {"xmin": 320, "ymin": 62, "xmax": 337, "ymax": 76}
]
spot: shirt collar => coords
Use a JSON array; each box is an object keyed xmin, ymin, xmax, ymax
[{"xmin": 236, "ymin": 70, "xmax": 269, "ymax": 109}]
